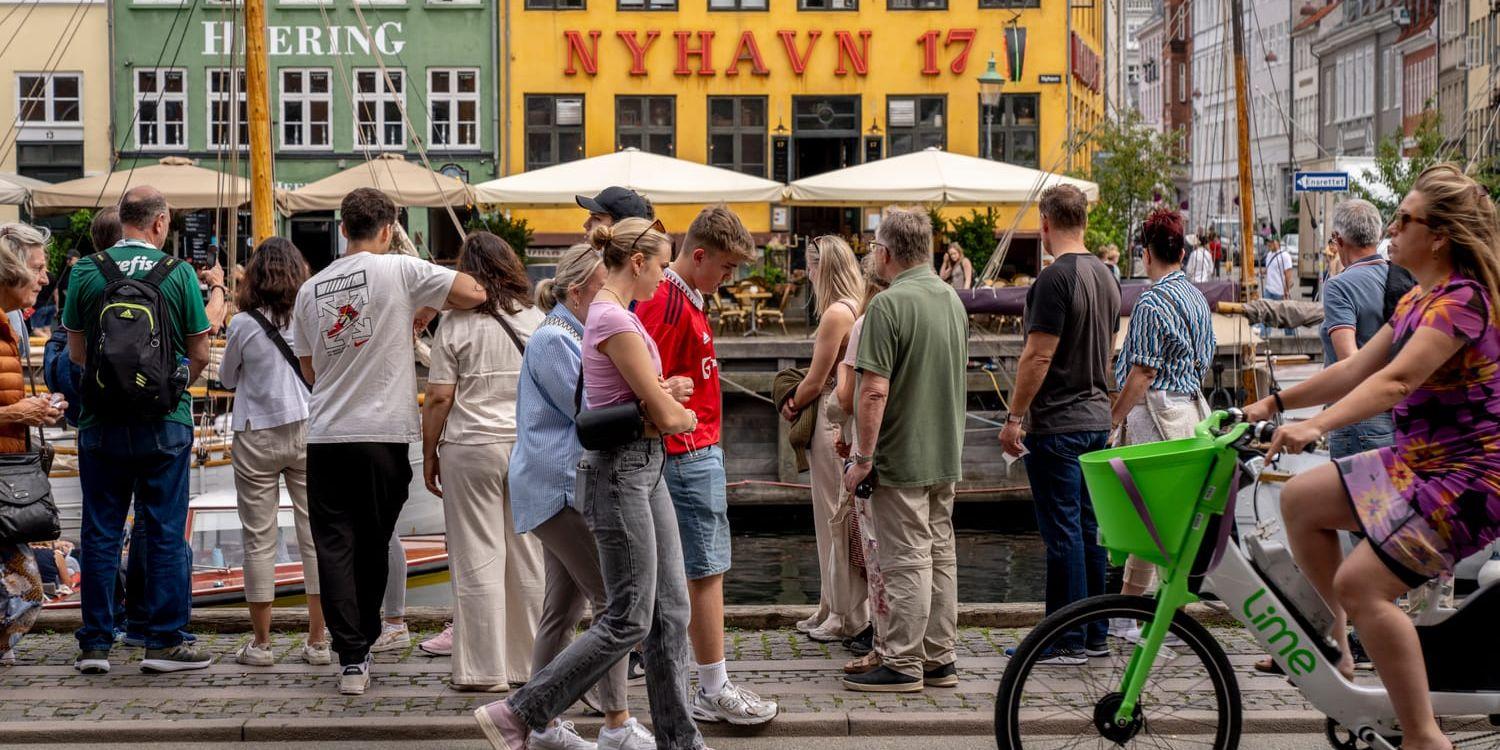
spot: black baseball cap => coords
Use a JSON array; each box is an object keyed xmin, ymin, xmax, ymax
[{"xmin": 576, "ymin": 186, "xmax": 654, "ymax": 222}]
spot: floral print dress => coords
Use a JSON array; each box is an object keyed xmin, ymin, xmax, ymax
[{"xmin": 1339, "ymin": 276, "xmax": 1500, "ymax": 586}]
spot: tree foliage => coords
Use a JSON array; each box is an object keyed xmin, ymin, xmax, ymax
[
  {"xmin": 465, "ymin": 210, "xmax": 534, "ymax": 261},
  {"xmin": 1353, "ymin": 111, "xmax": 1500, "ymax": 214},
  {"xmin": 947, "ymin": 207, "xmax": 1001, "ymax": 276},
  {"xmin": 1068, "ymin": 111, "xmax": 1183, "ymax": 274}
]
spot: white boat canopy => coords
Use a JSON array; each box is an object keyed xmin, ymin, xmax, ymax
[
  {"xmin": 472, "ymin": 148, "xmax": 786, "ymax": 206},
  {"xmin": 784, "ymin": 147, "xmax": 1099, "ymax": 206}
]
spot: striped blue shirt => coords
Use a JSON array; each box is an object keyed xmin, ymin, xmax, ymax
[
  {"xmin": 1114, "ymin": 271, "xmax": 1215, "ymax": 395},
  {"xmin": 508, "ymin": 304, "xmax": 586, "ymax": 535}
]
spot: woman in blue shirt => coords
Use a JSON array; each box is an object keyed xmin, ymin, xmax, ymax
[{"xmin": 507, "ymin": 244, "xmax": 652, "ymax": 750}]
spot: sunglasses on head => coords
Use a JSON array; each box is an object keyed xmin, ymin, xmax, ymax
[{"xmin": 628, "ymin": 218, "xmax": 669, "ymax": 255}]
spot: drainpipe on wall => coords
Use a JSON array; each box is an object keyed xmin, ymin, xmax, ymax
[
  {"xmin": 107, "ymin": 0, "xmax": 118, "ymax": 170},
  {"xmin": 496, "ymin": 0, "xmax": 509, "ymax": 177},
  {"xmin": 1066, "ymin": 0, "xmax": 1074, "ymax": 164}
]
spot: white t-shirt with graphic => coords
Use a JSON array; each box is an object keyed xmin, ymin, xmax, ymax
[{"xmin": 292, "ymin": 251, "xmax": 457, "ymax": 443}]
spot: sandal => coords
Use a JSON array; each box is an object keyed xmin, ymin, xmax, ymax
[{"xmin": 1253, "ymin": 656, "xmax": 1285, "ymax": 675}]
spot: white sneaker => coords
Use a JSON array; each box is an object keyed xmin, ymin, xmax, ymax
[
  {"xmin": 691, "ymin": 681, "xmax": 779, "ymax": 725},
  {"xmin": 339, "ymin": 657, "xmax": 372, "ymax": 695},
  {"xmin": 235, "ymin": 641, "xmax": 276, "ymax": 666},
  {"xmin": 596, "ymin": 718, "xmax": 655, "ymax": 750},
  {"xmin": 804, "ymin": 625, "xmax": 841, "ymax": 643},
  {"xmin": 794, "ymin": 614, "xmax": 824, "ymax": 634},
  {"xmin": 1108, "ymin": 618, "xmax": 1136, "ymax": 639},
  {"xmin": 530, "ymin": 721, "xmax": 598, "ymax": 750},
  {"xmin": 1123, "ymin": 626, "xmax": 1185, "ymax": 648},
  {"xmin": 302, "ymin": 638, "xmax": 332, "ymax": 666},
  {"xmin": 1, "ymin": 649, "xmax": 14, "ymax": 666},
  {"xmin": 370, "ymin": 622, "xmax": 410, "ymax": 653}
]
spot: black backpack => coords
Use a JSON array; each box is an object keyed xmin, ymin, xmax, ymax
[
  {"xmin": 1383, "ymin": 263, "xmax": 1417, "ymax": 322},
  {"xmin": 81, "ymin": 251, "xmax": 188, "ymax": 421}
]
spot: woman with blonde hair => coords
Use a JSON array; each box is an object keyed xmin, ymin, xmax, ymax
[
  {"xmin": 939, "ymin": 242, "xmax": 973, "ymax": 291},
  {"xmin": 475, "ymin": 218, "xmax": 707, "ymax": 750},
  {"xmin": 781, "ymin": 235, "xmax": 869, "ymax": 644},
  {"xmin": 1245, "ymin": 164, "xmax": 1500, "ymax": 750}
]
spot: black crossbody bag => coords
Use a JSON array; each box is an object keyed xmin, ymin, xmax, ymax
[
  {"xmin": 245, "ymin": 310, "xmax": 311, "ymax": 391},
  {"xmin": 573, "ymin": 363, "xmax": 644, "ymax": 452}
]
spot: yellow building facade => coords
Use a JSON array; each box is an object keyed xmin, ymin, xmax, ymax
[
  {"xmin": 0, "ymin": 0, "xmax": 112, "ymax": 223},
  {"xmin": 502, "ymin": 0, "xmax": 1105, "ymax": 244}
]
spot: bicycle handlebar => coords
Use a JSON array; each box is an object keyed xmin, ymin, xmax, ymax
[{"xmin": 1202, "ymin": 408, "xmax": 1310, "ymax": 454}]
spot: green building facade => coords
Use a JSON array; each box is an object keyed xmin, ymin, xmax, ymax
[{"xmin": 110, "ymin": 0, "xmax": 498, "ymax": 265}]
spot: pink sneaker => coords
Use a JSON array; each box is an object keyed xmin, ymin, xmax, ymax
[
  {"xmin": 420, "ymin": 623, "xmax": 454, "ymax": 656},
  {"xmin": 474, "ymin": 700, "xmax": 530, "ymax": 750}
]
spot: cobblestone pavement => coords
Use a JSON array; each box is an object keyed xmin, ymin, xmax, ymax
[{"xmin": 0, "ymin": 625, "xmax": 1333, "ymax": 725}]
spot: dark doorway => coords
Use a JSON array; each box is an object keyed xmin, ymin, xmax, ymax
[
  {"xmin": 291, "ymin": 213, "xmax": 337, "ymax": 272},
  {"xmin": 428, "ymin": 206, "xmax": 472, "ymax": 263},
  {"xmin": 791, "ymin": 96, "xmax": 861, "ymax": 239}
]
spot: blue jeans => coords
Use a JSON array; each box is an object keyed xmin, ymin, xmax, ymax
[
  {"xmin": 1024, "ymin": 430, "xmax": 1110, "ymax": 652},
  {"xmin": 76, "ymin": 421, "xmax": 194, "ymax": 652},
  {"xmin": 1328, "ymin": 413, "xmax": 1395, "ymax": 460}
]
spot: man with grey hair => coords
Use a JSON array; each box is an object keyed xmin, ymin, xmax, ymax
[
  {"xmin": 1319, "ymin": 198, "xmax": 1400, "ymax": 457},
  {"xmin": 842, "ymin": 206, "xmax": 967, "ymax": 692}
]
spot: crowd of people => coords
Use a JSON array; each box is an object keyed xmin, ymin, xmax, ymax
[{"xmin": 0, "ymin": 160, "xmax": 1496, "ymax": 750}]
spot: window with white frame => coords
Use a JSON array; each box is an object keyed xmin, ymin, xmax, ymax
[
  {"xmin": 429, "ymin": 69, "xmax": 479, "ymax": 149},
  {"xmin": 135, "ymin": 68, "xmax": 187, "ymax": 149},
  {"xmin": 354, "ymin": 68, "xmax": 405, "ymax": 149},
  {"xmin": 1177, "ymin": 62, "xmax": 1186, "ymax": 102},
  {"xmin": 207, "ymin": 68, "xmax": 247, "ymax": 148},
  {"xmin": 280, "ymin": 69, "xmax": 331, "ymax": 149},
  {"xmin": 1362, "ymin": 47, "xmax": 1374, "ymax": 117},
  {"xmin": 16, "ymin": 73, "xmax": 80, "ymax": 125}
]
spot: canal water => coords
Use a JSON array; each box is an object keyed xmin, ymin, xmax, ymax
[{"xmin": 406, "ymin": 503, "xmax": 1050, "ymax": 607}]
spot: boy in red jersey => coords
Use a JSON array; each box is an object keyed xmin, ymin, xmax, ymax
[{"xmin": 636, "ymin": 206, "xmax": 778, "ymax": 725}]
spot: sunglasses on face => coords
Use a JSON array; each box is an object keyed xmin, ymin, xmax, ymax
[{"xmin": 1393, "ymin": 210, "xmax": 1433, "ymax": 231}]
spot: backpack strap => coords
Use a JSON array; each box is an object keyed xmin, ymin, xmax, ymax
[
  {"xmin": 141, "ymin": 256, "xmax": 180, "ymax": 290},
  {"xmin": 91, "ymin": 252, "xmax": 124, "ymax": 285},
  {"xmin": 245, "ymin": 309, "xmax": 312, "ymax": 391}
]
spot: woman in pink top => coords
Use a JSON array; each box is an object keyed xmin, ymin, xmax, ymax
[{"xmin": 476, "ymin": 218, "xmax": 711, "ymax": 750}]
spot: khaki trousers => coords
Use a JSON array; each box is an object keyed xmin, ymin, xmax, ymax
[
  {"xmin": 869, "ymin": 482, "xmax": 958, "ymax": 678},
  {"xmin": 232, "ymin": 420, "xmax": 318, "ymax": 602},
  {"xmin": 441, "ymin": 441, "xmax": 545, "ymax": 686},
  {"xmin": 807, "ymin": 392, "xmax": 868, "ymax": 637}
]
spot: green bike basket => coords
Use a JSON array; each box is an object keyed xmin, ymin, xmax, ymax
[{"xmin": 1080, "ymin": 436, "xmax": 1220, "ymax": 567}]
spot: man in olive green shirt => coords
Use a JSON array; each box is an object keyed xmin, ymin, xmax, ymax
[{"xmin": 843, "ymin": 207, "xmax": 968, "ymax": 692}]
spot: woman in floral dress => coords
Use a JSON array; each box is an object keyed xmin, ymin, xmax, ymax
[{"xmin": 1245, "ymin": 163, "xmax": 1500, "ymax": 750}]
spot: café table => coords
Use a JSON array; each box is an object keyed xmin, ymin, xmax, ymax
[{"xmin": 733, "ymin": 287, "xmax": 774, "ymax": 337}]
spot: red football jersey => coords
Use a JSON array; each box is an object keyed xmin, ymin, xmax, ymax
[{"xmin": 636, "ymin": 271, "xmax": 721, "ymax": 455}]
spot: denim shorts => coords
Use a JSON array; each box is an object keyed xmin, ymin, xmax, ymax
[{"xmin": 664, "ymin": 445, "xmax": 731, "ymax": 579}]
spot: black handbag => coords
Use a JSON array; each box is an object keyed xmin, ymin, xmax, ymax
[{"xmin": 573, "ymin": 362, "xmax": 644, "ymax": 452}]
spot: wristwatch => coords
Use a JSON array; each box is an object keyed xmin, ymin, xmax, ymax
[
  {"xmin": 852, "ymin": 451, "xmax": 874, "ymax": 465},
  {"xmin": 1006, "ymin": 413, "xmax": 1025, "ymax": 425}
]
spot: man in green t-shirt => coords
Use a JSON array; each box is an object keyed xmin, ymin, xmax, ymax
[
  {"xmin": 62, "ymin": 186, "xmax": 214, "ymax": 675},
  {"xmin": 842, "ymin": 206, "xmax": 968, "ymax": 693}
]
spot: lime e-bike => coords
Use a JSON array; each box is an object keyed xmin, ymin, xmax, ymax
[{"xmin": 995, "ymin": 410, "xmax": 1500, "ymax": 750}]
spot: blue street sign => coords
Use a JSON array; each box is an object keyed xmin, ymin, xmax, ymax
[{"xmin": 1294, "ymin": 171, "xmax": 1350, "ymax": 192}]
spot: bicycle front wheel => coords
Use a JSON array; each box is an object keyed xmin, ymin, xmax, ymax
[{"xmin": 994, "ymin": 594, "xmax": 1242, "ymax": 750}]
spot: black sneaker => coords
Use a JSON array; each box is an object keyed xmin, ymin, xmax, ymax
[
  {"xmin": 141, "ymin": 643, "xmax": 213, "ymax": 673},
  {"xmin": 843, "ymin": 624, "xmax": 874, "ymax": 656},
  {"xmin": 74, "ymin": 649, "xmax": 110, "ymax": 674},
  {"xmin": 842, "ymin": 665, "xmax": 923, "ymax": 693},
  {"xmin": 627, "ymin": 650, "xmax": 647, "ymax": 683},
  {"xmin": 922, "ymin": 662, "xmax": 958, "ymax": 688},
  {"xmin": 1349, "ymin": 632, "xmax": 1374, "ymax": 670},
  {"xmin": 1005, "ymin": 646, "xmax": 1088, "ymax": 666}
]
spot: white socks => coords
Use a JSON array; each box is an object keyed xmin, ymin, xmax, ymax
[{"xmin": 698, "ymin": 659, "xmax": 728, "ymax": 696}]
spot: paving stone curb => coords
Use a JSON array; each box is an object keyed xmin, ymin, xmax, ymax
[{"xmin": 0, "ymin": 710, "xmax": 1328, "ymax": 743}]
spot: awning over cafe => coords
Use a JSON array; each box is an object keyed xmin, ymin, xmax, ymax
[
  {"xmin": 29, "ymin": 157, "xmax": 251, "ymax": 214},
  {"xmin": 0, "ymin": 173, "xmax": 51, "ymax": 206},
  {"xmin": 784, "ymin": 148, "xmax": 1098, "ymax": 206},
  {"xmin": 280, "ymin": 153, "xmax": 472, "ymax": 213},
  {"xmin": 473, "ymin": 148, "xmax": 786, "ymax": 206}
]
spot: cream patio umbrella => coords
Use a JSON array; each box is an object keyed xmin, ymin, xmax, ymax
[
  {"xmin": 280, "ymin": 153, "xmax": 472, "ymax": 213},
  {"xmin": 0, "ymin": 172, "xmax": 50, "ymax": 205},
  {"xmin": 472, "ymin": 148, "xmax": 785, "ymax": 206},
  {"xmin": 784, "ymin": 147, "xmax": 1098, "ymax": 205},
  {"xmin": 29, "ymin": 156, "xmax": 252, "ymax": 213}
]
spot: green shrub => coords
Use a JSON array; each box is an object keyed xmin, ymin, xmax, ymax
[{"xmin": 465, "ymin": 211, "xmax": 533, "ymax": 261}]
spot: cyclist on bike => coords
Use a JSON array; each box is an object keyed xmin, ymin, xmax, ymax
[{"xmin": 1244, "ymin": 164, "xmax": 1500, "ymax": 750}]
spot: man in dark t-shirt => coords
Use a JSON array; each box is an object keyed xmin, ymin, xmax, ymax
[{"xmin": 999, "ymin": 185, "xmax": 1121, "ymax": 663}]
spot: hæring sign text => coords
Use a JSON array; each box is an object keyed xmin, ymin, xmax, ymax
[{"xmin": 561, "ymin": 29, "xmax": 984, "ymax": 77}]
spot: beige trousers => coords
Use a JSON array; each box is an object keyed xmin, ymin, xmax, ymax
[
  {"xmin": 441, "ymin": 441, "xmax": 545, "ymax": 686},
  {"xmin": 869, "ymin": 482, "xmax": 958, "ymax": 678},
  {"xmin": 807, "ymin": 392, "xmax": 868, "ymax": 637},
  {"xmin": 232, "ymin": 420, "xmax": 318, "ymax": 602}
]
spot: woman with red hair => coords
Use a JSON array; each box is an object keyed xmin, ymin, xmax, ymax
[{"xmin": 1105, "ymin": 207, "xmax": 1216, "ymax": 632}]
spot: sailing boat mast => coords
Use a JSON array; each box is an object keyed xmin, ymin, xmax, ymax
[
  {"xmin": 245, "ymin": 0, "xmax": 275, "ymax": 244},
  {"xmin": 1228, "ymin": 0, "xmax": 1258, "ymax": 299}
]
